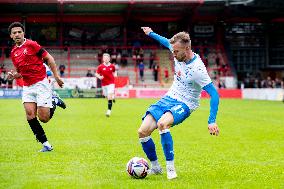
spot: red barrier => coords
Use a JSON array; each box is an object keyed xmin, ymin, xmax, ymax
[
  {"xmin": 201, "ymin": 89, "xmax": 242, "ymax": 98},
  {"xmin": 128, "ymin": 89, "xmax": 242, "ymax": 99},
  {"xmin": 115, "ymin": 77, "xmax": 129, "ymax": 88}
]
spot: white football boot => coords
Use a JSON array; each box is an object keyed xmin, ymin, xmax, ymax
[
  {"xmin": 148, "ymin": 165, "xmax": 163, "ymax": 175},
  {"xmin": 166, "ymin": 165, "xmax": 177, "ymax": 180},
  {"xmin": 106, "ymin": 110, "xmax": 111, "ymax": 117}
]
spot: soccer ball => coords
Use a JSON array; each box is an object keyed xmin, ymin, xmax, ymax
[{"xmin": 126, "ymin": 157, "xmax": 149, "ymax": 179}]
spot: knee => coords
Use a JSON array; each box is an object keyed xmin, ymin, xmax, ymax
[
  {"xmin": 26, "ymin": 111, "xmax": 36, "ymax": 120},
  {"xmin": 138, "ymin": 128, "xmax": 149, "ymax": 138},
  {"xmin": 38, "ymin": 115, "xmax": 50, "ymax": 123},
  {"xmin": 157, "ymin": 120, "xmax": 169, "ymax": 131}
]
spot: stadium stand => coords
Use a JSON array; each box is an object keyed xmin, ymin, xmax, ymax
[{"xmin": 0, "ymin": 0, "xmax": 284, "ymax": 89}]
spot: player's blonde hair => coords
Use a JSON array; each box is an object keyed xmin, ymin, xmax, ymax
[{"xmin": 169, "ymin": 32, "xmax": 191, "ymax": 48}]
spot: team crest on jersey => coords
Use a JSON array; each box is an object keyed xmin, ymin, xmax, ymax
[{"xmin": 23, "ymin": 49, "xmax": 27, "ymax": 55}]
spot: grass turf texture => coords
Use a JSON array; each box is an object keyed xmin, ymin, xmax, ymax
[{"xmin": 0, "ymin": 98, "xmax": 283, "ymax": 188}]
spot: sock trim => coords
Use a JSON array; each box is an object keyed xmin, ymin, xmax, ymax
[
  {"xmin": 139, "ymin": 136, "xmax": 151, "ymax": 143},
  {"xmin": 159, "ymin": 129, "xmax": 170, "ymax": 135}
]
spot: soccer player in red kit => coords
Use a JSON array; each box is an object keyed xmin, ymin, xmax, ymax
[
  {"xmin": 95, "ymin": 53, "xmax": 116, "ymax": 117},
  {"xmin": 7, "ymin": 22, "xmax": 65, "ymax": 152}
]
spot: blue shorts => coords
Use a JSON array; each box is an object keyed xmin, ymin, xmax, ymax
[{"xmin": 142, "ymin": 96, "xmax": 191, "ymax": 126}]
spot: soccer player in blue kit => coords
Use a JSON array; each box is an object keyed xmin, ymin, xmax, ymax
[{"xmin": 139, "ymin": 27, "xmax": 220, "ymax": 179}]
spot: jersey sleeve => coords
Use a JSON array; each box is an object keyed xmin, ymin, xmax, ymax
[
  {"xmin": 203, "ymin": 82, "xmax": 219, "ymax": 124},
  {"xmin": 30, "ymin": 40, "xmax": 47, "ymax": 58},
  {"xmin": 148, "ymin": 32, "xmax": 173, "ymax": 51},
  {"xmin": 96, "ymin": 65, "xmax": 102, "ymax": 75}
]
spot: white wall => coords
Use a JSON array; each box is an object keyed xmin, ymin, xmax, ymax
[{"xmin": 243, "ymin": 88, "xmax": 284, "ymax": 101}]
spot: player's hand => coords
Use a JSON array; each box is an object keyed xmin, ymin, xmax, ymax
[
  {"xmin": 141, "ymin": 27, "xmax": 153, "ymax": 35},
  {"xmin": 7, "ymin": 71, "xmax": 14, "ymax": 80},
  {"xmin": 55, "ymin": 77, "xmax": 64, "ymax": 88},
  {"xmin": 208, "ymin": 123, "xmax": 219, "ymax": 136},
  {"xmin": 7, "ymin": 70, "xmax": 22, "ymax": 80},
  {"xmin": 99, "ymin": 75, "xmax": 104, "ymax": 80}
]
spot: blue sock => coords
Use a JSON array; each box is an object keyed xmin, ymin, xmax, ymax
[
  {"xmin": 140, "ymin": 136, "xmax": 158, "ymax": 161},
  {"xmin": 160, "ymin": 129, "xmax": 174, "ymax": 161}
]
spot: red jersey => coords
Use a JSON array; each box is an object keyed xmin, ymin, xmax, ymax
[
  {"xmin": 11, "ymin": 39, "xmax": 47, "ymax": 86},
  {"xmin": 96, "ymin": 63, "xmax": 115, "ymax": 86}
]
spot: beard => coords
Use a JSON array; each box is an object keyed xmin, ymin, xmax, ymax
[{"xmin": 176, "ymin": 54, "xmax": 187, "ymax": 62}]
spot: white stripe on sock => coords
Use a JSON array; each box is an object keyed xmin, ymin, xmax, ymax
[
  {"xmin": 159, "ymin": 129, "xmax": 170, "ymax": 135},
  {"xmin": 139, "ymin": 136, "xmax": 151, "ymax": 143},
  {"xmin": 166, "ymin": 160, "xmax": 174, "ymax": 167}
]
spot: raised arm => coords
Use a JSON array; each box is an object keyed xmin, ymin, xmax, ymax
[
  {"xmin": 141, "ymin": 27, "xmax": 172, "ymax": 51},
  {"xmin": 203, "ymin": 82, "xmax": 220, "ymax": 136}
]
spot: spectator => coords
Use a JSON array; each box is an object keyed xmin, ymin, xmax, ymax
[
  {"xmin": 59, "ymin": 64, "xmax": 66, "ymax": 77},
  {"xmin": 164, "ymin": 67, "xmax": 169, "ymax": 83},
  {"xmin": 274, "ymin": 78, "xmax": 283, "ymax": 88},
  {"xmin": 253, "ymin": 79, "xmax": 260, "ymax": 88},
  {"xmin": 86, "ymin": 69, "xmax": 94, "ymax": 77},
  {"xmin": 138, "ymin": 61, "xmax": 145, "ymax": 81},
  {"xmin": 219, "ymin": 63, "xmax": 228, "ymax": 76},
  {"xmin": 149, "ymin": 52, "xmax": 155, "ymax": 69},
  {"xmin": 153, "ymin": 63, "xmax": 159, "ymax": 81},
  {"xmin": 0, "ymin": 71, "xmax": 8, "ymax": 88},
  {"xmin": 63, "ymin": 40, "xmax": 70, "ymax": 51}
]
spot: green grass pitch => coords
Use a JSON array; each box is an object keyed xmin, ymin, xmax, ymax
[{"xmin": 0, "ymin": 98, "xmax": 283, "ymax": 188}]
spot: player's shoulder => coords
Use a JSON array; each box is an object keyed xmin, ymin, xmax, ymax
[
  {"xmin": 97, "ymin": 63, "xmax": 104, "ymax": 70},
  {"xmin": 26, "ymin": 39, "xmax": 41, "ymax": 47},
  {"xmin": 98, "ymin": 63, "xmax": 104, "ymax": 68}
]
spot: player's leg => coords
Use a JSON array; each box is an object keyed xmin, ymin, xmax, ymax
[
  {"xmin": 52, "ymin": 91, "xmax": 66, "ymax": 109},
  {"xmin": 158, "ymin": 103, "xmax": 190, "ymax": 179},
  {"xmin": 157, "ymin": 112, "xmax": 176, "ymax": 179},
  {"xmin": 50, "ymin": 80, "xmax": 66, "ymax": 109},
  {"xmin": 138, "ymin": 114, "xmax": 162, "ymax": 174},
  {"xmin": 105, "ymin": 84, "xmax": 115, "ymax": 117},
  {"xmin": 36, "ymin": 78, "xmax": 57, "ymax": 121},
  {"xmin": 112, "ymin": 90, "xmax": 116, "ymax": 103},
  {"xmin": 24, "ymin": 102, "xmax": 52, "ymax": 152},
  {"xmin": 22, "ymin": 83, "xmax": 53, "ymax": 152}
]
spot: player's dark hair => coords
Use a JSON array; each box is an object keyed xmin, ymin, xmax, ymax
[{"xmin": 8, "ymin": 22, "xmax": 25, "ymax": 34}]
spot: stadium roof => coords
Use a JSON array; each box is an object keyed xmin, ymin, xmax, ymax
[{"xmin": 0, "ymin": 0, "xmax": 283, "ymax": 21}]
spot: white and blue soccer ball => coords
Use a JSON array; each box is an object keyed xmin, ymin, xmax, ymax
[{"xmin": 126, "ymin": 157, "xmax": 149, "ymax": 179}]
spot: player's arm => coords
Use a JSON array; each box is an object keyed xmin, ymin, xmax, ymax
[
  {"xmin": 141, "ymin": 27, "xmax": 172, "ymax": 51},
  {"xmin": 203, "ymin": 82, "xmax": 220, "ymax": 136},
  {"xmin": 8, "ymin": 57, "xmax": 22, "ymax": 80},
  {"xmin": 7, "ymin": 69, "xmax": 22, "ymax": 80},
  {"xmin": 43, "ymin": 53, "xmax": 64, "ymax": 88},
  {"xmin": 95, "ymin": 71, "xmax": 104, "ymax": 80}
]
